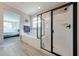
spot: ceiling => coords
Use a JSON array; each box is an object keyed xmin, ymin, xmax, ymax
[{"xmin": 4, "ymin": 2, "xmax": 64, "ymax": 16}]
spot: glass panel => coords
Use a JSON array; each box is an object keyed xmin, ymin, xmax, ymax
[
  {"xmin": 31, "ymin": 16, "xmax": 38, "ymax": 37},
  {"xmin": 37, "ymin": 15, "xmax": 41, "ymax": 39},
  {"xmin": 42, "ymin": 11, "xmax": 51, "ymax": 51},
  {"xmin": 42, "ymin": 18, "xmax": 45, "ymax": 36},
  {"xmin": 53, "ymin": 5, "xmax": 73, "ymax": 56}
]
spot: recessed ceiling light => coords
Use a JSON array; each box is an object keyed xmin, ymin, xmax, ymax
[{"xmin": 38, "ymin": 7, "xmax": 40, "ymax": 9}]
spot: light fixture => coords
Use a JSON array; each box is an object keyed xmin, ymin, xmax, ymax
[{"xmin": 38, "ymin": 7, "xmax": 40, "ymax": 9}]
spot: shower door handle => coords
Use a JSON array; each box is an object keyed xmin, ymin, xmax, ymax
[{"xmin": 66, "ymin": 24, "xmax": 71, "ymax": 29}]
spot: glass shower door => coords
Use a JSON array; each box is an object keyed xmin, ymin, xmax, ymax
[
  {"xmin": 41, "ymin": 12, "xmax": 51, "ymax": 51},
  {"xmin": 53, "ymin": 4, "xmax": 73, "ymax": 56}
]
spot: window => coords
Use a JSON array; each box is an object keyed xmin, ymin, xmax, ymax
[
  {"xmin": 4, "ymin": 22, "xmax": 12, "ymax": 33},
  {"xmin": 32, "ymin": 17, "xmax": 41, "ymax": 28},
  {"xmin": 3, "ymin": 10, "xmax": 20, "ymax": 33},
  {"xmin": 4, "ymin": 21, "xmax": 19, "ymax": 33},
  {"xmin": 32, "ymin": 17, "xmax": 37, "ymax": 28}
]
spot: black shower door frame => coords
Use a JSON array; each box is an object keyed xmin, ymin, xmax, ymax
[{"xmin": 37, "ymin": 2, "xmax": 77, "ymax": 56}]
